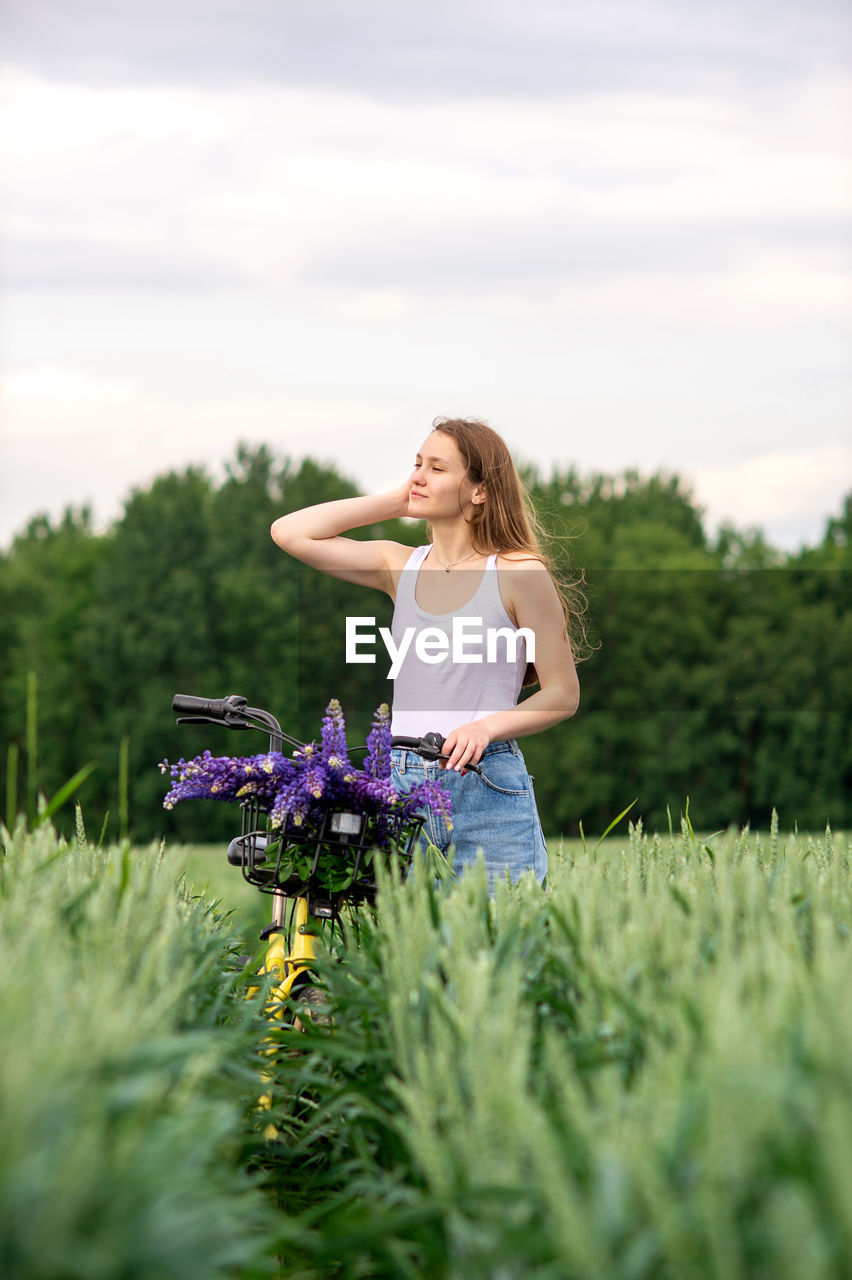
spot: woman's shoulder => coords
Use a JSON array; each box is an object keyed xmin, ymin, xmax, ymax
[
  {"xmin": 495, "ymin": 551, "xmax": 548, "ymax": 573},
  {"xmin": 494, "ymin": 553, "xmax": 559, "ymax": 620},
  {"xmin": 374, "ymin": 540, "xmax": 422, "ymax": 566}
]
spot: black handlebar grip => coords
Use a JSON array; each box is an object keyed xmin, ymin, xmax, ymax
[
  {"xmin": 172, "ymin": 694, "xmax": 221, "ymax": 717},
  {"xmin": 390, "ymin": 732, "xmax": 445, "ymax": 761},
  {"xmin": 172, "ymin": 693, "xmax": 248, "ymax": 720},
  {"xmin": 388, "ymin": 730, "xmax": 482, "ymax": 774}
]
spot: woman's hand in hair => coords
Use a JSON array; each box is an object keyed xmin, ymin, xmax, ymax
[
  {"xmin": 440, "ymin": 720, "xmax": 492, "ymax": 773},
  {"xmin": 389, "ymin": 473, "xmax": 416, "ymax": 518}
]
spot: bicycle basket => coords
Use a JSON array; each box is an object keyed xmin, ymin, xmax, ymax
[{"xmin": 228, "ymin": 796, "xmax": 425, "ymax": 915}]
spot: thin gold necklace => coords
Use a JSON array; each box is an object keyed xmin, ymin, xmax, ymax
[{"xmin": 430, "ymin": 547, "xmax": 481, "ymax": 573}]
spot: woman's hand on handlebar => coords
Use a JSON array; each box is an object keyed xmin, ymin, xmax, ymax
[{"xmin": 440, "ymin": 721, "xmax": 491, "ymax": 773}]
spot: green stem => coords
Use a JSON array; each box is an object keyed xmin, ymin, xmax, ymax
[
  {"xmin": 26, "ymin": 673, "xmax": 38, "ymax": 825},
  {"xmin": 5, "ymin": 743, "xmax": 19, "ymax": 832},
  {"xmin": 119, "ymin": 736, "xmax": 130, "ymax": 843}
]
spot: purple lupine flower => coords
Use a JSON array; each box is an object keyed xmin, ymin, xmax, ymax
[
  {"xmin": 302, "ymin": 763, "xmax": 326, "ymax": 800},
  {"xmin": 341, "ymin": 771, "xmax": 399, "ymax": 815},
  {"xmin": 363, "ymin": 702, "xmax": 392, "ymax": 779},
  {"xmin": 161, "ymin": 752, "xmax": 241, "ymax": 808},
  {"xmin": 161, "ymin": 698, "xmax": 453, "ymax": 852},
  {"xmin": 400, "ymin": 774, "xmax": 453, "ymax": 833},
  {"xmin": 293, "ymin": 740, "xmax": 318, "ymax": 765},
  {"xmin": 270, "ymin": 771, "xmax": 313, "ymax": 829},
  {"xmin": 161, "ymin": 750, "xmax": 296, "ymax": 809},
  {"xmin": 320, "ymin": 698, "xmax": 351, "ymax": 771}
]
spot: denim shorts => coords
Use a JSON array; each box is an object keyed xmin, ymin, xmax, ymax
[{"xmin": 391, "ymin": 739, "xmax": 548, "ymax": 893}]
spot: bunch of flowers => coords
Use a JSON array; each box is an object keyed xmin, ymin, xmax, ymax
[{"xmin": 160, "ymin": 699, "xmax": 452, "ymax": 856}]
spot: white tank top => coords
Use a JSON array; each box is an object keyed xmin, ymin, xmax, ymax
[{"xmin": 390, "ymin": 545, "xmax": 528, "ymax": 738}]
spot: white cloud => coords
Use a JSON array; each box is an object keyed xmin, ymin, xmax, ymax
[
  {"xmin": 2, "ymin": 364, "xmax": 135, "ymax": 408},
  {"xmin": 3, "ymin": 68, "xmax": 850, "ymax": 301},
  {"xmin": 1, "ymin": 0, "xmax": 847, "ymax": 99},
  {"xmin": 690, "ymin": 444, "xmax": 852, "ymax": 545},
  {"xmin": 0, "ymin": 15, "xmax": 849, "ymax": 554},
  {"xmin": 2, "ymin": 360, "xmax": 848, "ymax": 552},
  {"xmin": 0, "ymin": 363, "xmax": 417, "ymax": 541},
  {"xmin": 546, "ymin": 256, "xmax": 852, "ymax": 327}
]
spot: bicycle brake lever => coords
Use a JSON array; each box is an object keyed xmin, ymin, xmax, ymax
[
  {"xmin": 176, "ymin": 715, "xmax": 249, "ymax": 728},
  {"xmin": 420, "ymin": 732, "xmax": 483, "ymax": 775},
  {"xmin": 418, "ymin": 731, "xmax": 444, "ymax": 761},
  {"xmin": 437, "ymin": 752, "xmax": 483, "ymax": 776}
]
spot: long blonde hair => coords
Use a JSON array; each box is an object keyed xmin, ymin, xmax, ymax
[{"xmin": 429, "ymin": 417, "xmax": 590, "ymax": 673}]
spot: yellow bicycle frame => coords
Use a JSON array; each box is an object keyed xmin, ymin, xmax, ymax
[{"xmin": 250, "ymin": 890, "xmax": 320, "ymax": 1140}]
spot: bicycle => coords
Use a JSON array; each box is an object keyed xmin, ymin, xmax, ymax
[{"xmin": 169, "ymin": 693, "xmax": 458, "ymax": 1133}]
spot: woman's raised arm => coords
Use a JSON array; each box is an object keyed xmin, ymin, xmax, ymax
[{"xmin": 271, "ymin": 480, "xmax": 413, "ymax": 593}]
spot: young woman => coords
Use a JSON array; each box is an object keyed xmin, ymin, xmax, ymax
[{"xmin": 271, "ymin": 417, "xmax": 581, "ymax": 891}]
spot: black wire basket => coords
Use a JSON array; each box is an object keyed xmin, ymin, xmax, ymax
[{"xmin": 227, "ymin": 797, "xmax": 425, "ymax": 917}]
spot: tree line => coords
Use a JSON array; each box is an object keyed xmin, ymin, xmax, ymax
[{"xmin": 1, "ymin": 443, "xmax": 849, "ymax": 841}]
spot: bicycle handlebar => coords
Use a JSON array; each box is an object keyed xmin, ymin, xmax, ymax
[
  {"xmin": 171, "ymin": 695, "xmax": 482, "ymax": 772},
  {"xmin": 390, "ymin": 731, "xmax": 444, "ymax": 760},
  {"xmin": 171, "ymin": 693, "xmax": 296, "ymax": 752},
  {"xmin": 172, "ymin": 693, "xmax": 247, "ymax": 720},
  {"xmin": 390, "ymin": 732, "xmax": 483, "ymax": 775}
]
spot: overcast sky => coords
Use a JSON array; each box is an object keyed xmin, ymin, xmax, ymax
[{"xmin": 1, "ymin": 0, "xmax": 850, "ymax": 550}]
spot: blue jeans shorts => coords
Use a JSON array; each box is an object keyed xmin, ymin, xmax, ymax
[{"xmin": 391, "ymin": 739, "xmax": 548, "ymax": 893}]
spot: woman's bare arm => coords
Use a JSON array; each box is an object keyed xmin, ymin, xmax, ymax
[
  {"xmin": 440, "ymin": 562, "xmax": 580, "ymax": 770},
  {"xmin": 271, "ymin": 481, "xmax": 414, "ymax": 594}
]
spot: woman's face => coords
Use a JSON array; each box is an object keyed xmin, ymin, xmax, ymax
[{"xmin": 408, "ymin": 431, "xmax": 481, "ymax": 521}]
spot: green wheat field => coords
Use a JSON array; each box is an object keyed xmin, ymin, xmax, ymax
[{"xmin": 1, "ymin": 817, "xmax": 850, "ymax": 1279}]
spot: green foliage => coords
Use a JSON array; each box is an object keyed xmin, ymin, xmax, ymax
[
  {"xmin": 260, "ymin": 825, "xmax": 852, "ymax": 1279},
  {"xmin": 0, "ymin": 443, "xmax": 848, "ymax": 841},
  {"xmin": 530, "ymin": 466, "xmax": 712, "ymax": 571},
  {"xmin": 521, "ymin": 464, "xmax": 851, "ymax": 833},
  {"xmin": 0, "ymin": 821, "xmax": 278, "ymax": 1279},
  {"xmin": 3, "ymin": 672, "xmax": 96, "ymax": 834},
  {"xmin": 0, "ymin": 509, "xmax": 106, "ymax": 817}
]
